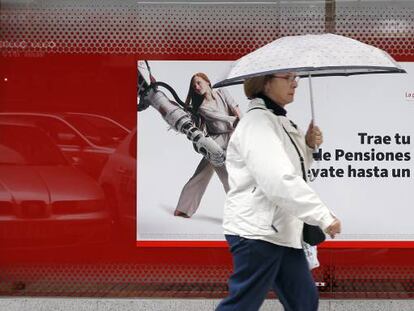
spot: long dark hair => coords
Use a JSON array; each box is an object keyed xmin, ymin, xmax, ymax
[{"xmin": 184, "ymin": 72, "xmax": 213, "ymax": 114}]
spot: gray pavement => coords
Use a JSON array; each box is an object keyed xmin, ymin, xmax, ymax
[{"xmin": 1, "ymin": 298, "xmax": 414, "ymax": 311}]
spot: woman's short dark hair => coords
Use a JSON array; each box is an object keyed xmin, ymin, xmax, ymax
[{"xmin": 243, "ymin": 75, "xmax": 273, "ymax": 99}]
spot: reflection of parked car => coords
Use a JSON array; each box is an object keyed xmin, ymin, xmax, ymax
[
  {"xmin": 0, "ymin": 112, "xmax": 130, "ymax": 179},
  {"xmin": 99, "ymin": 128, "xmax": 136, "ymax": 239},
  {"xmin": 61, "ymin": 112, "xmax": 131, "ymax": 145},
  {"xmin": 0, "ymin": 122, "xmax": 111, "ymax": 248}
]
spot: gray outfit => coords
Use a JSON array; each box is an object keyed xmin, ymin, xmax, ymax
[{"xmin": 175, "ymin": 89, "xmax": 239, "ymax": 217}]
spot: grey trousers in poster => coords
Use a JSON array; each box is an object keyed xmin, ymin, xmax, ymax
[{"xmin": 175, "ymin": 157, "xmax": 230, "ymax": 217}]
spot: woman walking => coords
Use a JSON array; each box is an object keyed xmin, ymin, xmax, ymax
[{"xmin": 216, "ymin": 73, "xmax": 341, "ymax": 311}]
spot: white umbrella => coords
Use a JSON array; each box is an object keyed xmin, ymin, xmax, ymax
[{"xmin": 214, "ymin": 33, "xmax": 406, "ymax": 126}]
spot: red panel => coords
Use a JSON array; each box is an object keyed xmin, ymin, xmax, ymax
[{"xmin": 137, "ymin": 241, "xmax": 414, "ymax": 249}]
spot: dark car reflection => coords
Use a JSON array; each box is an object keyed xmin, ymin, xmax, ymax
[
  {"xmin": 61, "ymin": 112, "xmax": 132, "ymax": 146},
  {"xmin": 0, "ymin": 112, "xmax": 131, "ymax": 179},
  {"xmin": 99, "ymin": 128, "xmax": 136, "ymax": 240},
  {"xmin": 0, "ymin": 122, "xmax": 111, "ymax": 248}
]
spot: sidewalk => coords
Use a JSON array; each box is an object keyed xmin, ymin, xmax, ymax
[{"xmin": 1, "ymin": 298, "xmax": 414, "ymax": 311}]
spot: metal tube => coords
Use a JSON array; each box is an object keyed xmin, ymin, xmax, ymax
[{"xmin": 308, "ymin": 73, "xmax": 316, "ymax": 125}]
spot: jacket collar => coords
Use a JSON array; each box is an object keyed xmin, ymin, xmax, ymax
[
  {"xmin": 248, "ymin": 96, "xmax": 287, "ymax": 116},
  {"xmin": 257, "ymin": 93, "xmax": 287, "ymax": 116},
  {"xmin": 248, "ymin": 97, "xmax": 300, "ymax": 134}
]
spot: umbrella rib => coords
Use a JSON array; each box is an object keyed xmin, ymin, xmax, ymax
[{"xmin": 213, "ymin": 66, "xmax": 406, "ymax": 88}]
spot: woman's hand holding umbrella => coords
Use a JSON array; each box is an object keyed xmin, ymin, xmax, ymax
[{"xmin": 305, "ymin": 121, "xmax": 323, "ymax": 149}]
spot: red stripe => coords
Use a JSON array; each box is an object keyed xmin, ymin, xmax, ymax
[{"xmin": 137, "ymin": 240, "xmax": 414, "ymax": 248}]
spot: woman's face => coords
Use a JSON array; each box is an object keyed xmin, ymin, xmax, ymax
[
  {"xmin": 192, "ymin": 76, "xmax": 211, "ymax": 96},
  {"xmin": 264, "ymin": 73, "xmax": 299, "ymax": 106}
]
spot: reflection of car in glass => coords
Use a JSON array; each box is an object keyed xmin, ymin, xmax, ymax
[
  {"xmin": 62, "ymin": 112, "xmax": 132, "ymax": 146},
  {"xmin": 0, "ymin": 122, "xmax": 111, "ymax": 248},
  {"xmin": 99, "ymin": 128, "xmax": 136, "ymax": 240},
  {"xmin": 0, "ymin": 112, "xmax": 130, "ymax": 179}
]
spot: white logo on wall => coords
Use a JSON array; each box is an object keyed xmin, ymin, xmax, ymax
[{"xmin": 405, "ymin": 91, "xmax": 414, "ymax": 101}]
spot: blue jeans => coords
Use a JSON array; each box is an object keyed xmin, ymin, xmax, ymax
[{"xmin": 216, "ymin": 235, "xmax": 318, "ymax": 311}]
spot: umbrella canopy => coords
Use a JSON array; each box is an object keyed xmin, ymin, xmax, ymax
[
  {"xmin": 214, "ymin": 33, "xmax": 405, "ymax": 88},
  {"xmin": 214, "ymin": 33, "xmax": 406, "ymax": 160}
]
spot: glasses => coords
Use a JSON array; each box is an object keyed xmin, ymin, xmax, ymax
[{"xmin": 272, "ymin": 75, "xmax": 300, "ymax": 83}]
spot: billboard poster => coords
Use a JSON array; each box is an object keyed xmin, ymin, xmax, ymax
[{"xmin": 137, "ymin": 60, "xmax": 414, "ymax": 243}]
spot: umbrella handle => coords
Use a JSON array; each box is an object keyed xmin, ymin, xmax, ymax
[
  {"xmin": 308, "ymin": 73, "xmax": 316, "ymax": 124},
  {"xmin": 313, "ymin": 146, "xmax": 322, "ymax": 161},
  {"xmin": 308, "ymin": 73, "xmax": 322, "ymax": 161}
]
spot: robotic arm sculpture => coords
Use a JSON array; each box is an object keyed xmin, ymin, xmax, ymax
[{"xmin": 138, "ymin": 61, "xmax": 225, "ymax": 166}]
